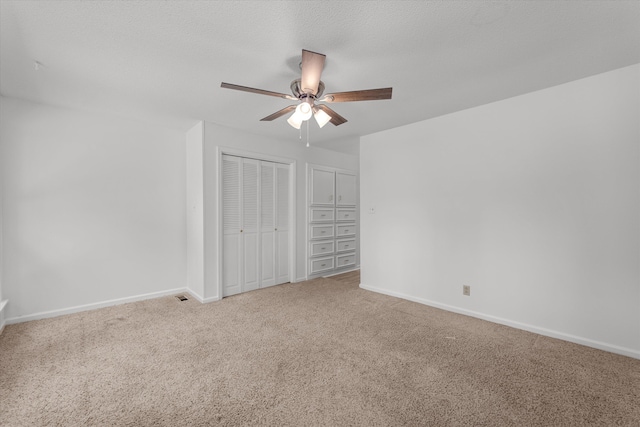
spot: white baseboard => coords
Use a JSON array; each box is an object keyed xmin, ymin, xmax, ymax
[
  {"xmin": 0, "ymin": 300, "xmax": 8, "ymax": 335},
  {"xmin": 185, "ymin": 290, "xmax": 220, "ymax": 304},
  {"xmin": 5, "ymin": 288, "xmax": 189, "ymax": 325},
  {"xmin": 301, "ymin": 265, "xmax": 361, "ymax": 282},
  {"xmin": 324, "ymin": 266, "xmax": 360, "ymax": 278},
  {"xmin": 185, "ymin": 289, "xmax": 204, "ymax": 303},
  {"xmin": 359, "ymin": 283, "xmax": 640, "ymax": 360}
]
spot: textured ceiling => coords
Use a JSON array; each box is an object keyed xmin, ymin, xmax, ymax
[{"xmin": 1, "ymin": 1, "xmax": 639, "ymax": 151}]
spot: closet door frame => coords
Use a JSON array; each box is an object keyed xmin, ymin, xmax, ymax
[{"xmin": 216, "ymin": 146, "xmax": 297, "ymax": 298}]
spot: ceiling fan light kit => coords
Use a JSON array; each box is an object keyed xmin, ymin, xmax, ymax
[
  {"xmin": 296, "ymin": 101, "xmax": 313, "ymax": 120},
  {"xmin": 287, "ymin": 111, "xmax": 303, "ymax": 129},
  {"xmin": 313, "ymin": 107, "xmax": 332, "ymax": 128},
  {"xmin": 221, "ymin": 49, "xmax": 392, "ymax": 143}
]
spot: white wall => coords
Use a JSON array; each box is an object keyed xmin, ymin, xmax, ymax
[
  {"xmin": 186, "ymin": 122, "xmax": 205, "ymax": 299},
  {"xmin": 360, "ymin": 64, "xmax": 640, "ymax": 358},
  {"xmin": 0, "ymin": 96, "xmax": 187, "ymax": 321},
  {"xmin": 198, "ymin": 122, "xmax": 359, "ymax": 300},
  {"xmin": 0, "ymin": 141, "xmax": 4, "ymax": 331}
]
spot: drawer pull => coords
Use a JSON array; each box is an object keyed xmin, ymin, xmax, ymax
[
  {"xmin": 345, "ymin": 214, "xmax": 349, "ymax": 217},
  {"xmin": 321, "ymin": 214, "xmax": 326, "ymax": 217},
  {"xmin": 321, "ymin": 247, "xmax": 326, "ymax": 250},
  {"xmin": 344, "ymin": 229, "xmax": 349, "ymax": 233},
  {"xmin": 321, "ymin": 230, "xmax": 326, "ymax": 234},
  {"xmin": 321, "ymin": 264, "xmax": 326, "ymax": 267},
  {"xmin": 345, "ymin": 244, "xmax": 349, "ymax": 247}
]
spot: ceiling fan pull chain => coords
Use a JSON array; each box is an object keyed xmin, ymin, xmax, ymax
[{"xmin": 306, "ymin": 119, "xmax": 310, "ymax": 147}]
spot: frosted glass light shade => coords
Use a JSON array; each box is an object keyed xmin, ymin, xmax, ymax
[
  {"xmin": 296, "ymin": 102, "xmax": 313, "ymax": 120},
  {"xmin": 287, "ymin": 111, "xmax": 303, "ymax": 129},
  {"xmin": 313, "ymin": 108, "xmax": 331, "ymax": 128}
]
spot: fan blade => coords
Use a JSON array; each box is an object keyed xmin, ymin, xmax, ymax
[
  {"xmin": 221, "ymin": 82, "xmax": 297, "ymax": 100},
  {"xmin": 260, "ymin": 105, "xmax": 297, "ymax": 121},
  {"xmin": 323, "ymin": 87, "xmax": 392, "ymax": 102},
  {"xmin": 316, "ymin": 104, "xmax": 347, "ymax": 126},
  {"xmin": 300, "ymin": 49, "xmax": 326, "ymax": 96}
]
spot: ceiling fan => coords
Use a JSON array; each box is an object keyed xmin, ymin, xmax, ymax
[{"xmin": 221, "ymin": 49, "xmax": 392, "ymax": 130}]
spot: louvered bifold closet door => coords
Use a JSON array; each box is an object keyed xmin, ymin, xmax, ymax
[
  {"xmin": 222, "ymin": 155, "xmax": 242, "ymax": 296},
  {"xmin": 275, "ymin": 164, "xmax": 290, "ymax": 284},
  {"xmin": 222, "ymin": 155, "xmax": 290, "ymax": 296},
  {"xmin": 242, "ymin": 158, "xmax": 260, "ymax": 292},
  {"xmin": 260, "ymin": 161, "xmax": 276, "ymax": 288}
]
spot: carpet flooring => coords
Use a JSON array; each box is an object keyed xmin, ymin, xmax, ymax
[{"xmin": 1, "ymin": 270, "xmax": 639, "ymax": 426}]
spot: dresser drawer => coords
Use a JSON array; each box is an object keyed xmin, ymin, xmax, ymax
[
  {"xmin": 310, "ymin": 256, "xmax": 335, "ymax": 274},
  {"xmin": 336, "ymin": 223, "xmax": 356, "ymax": 237},
  {"xmin": 310, "ymin": 240, "xmax": 334, "ymax": 257},
  {"xmin": 336, "ymin": 238, "xmax": 355, "ymax": 253},
  {"xmin": 336, "ymin": 209, "xmax": 355, "ymax": 221},
  {"xmin": 336, "ymin": 252, "xmax": 356, "ymax": 268},
  {"xmin": 310, "ymin": 224, "xmax": 334, "ymax": 239},
  {"xmin": 310, "ymin": 208, "xmax": 334, "ymax": 222}
]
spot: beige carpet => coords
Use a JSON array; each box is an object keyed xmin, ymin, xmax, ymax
[{"xmin": 1, "ymin": 271, "xmax": 639, "ymax": 426}]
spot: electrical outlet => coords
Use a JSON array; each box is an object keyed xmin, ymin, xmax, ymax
[{"xmin": 463, "ymin": 285, "xmax": 470, "ymax": 296}]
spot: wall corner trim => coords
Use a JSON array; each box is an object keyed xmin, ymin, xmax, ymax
[{"xmin": 359, "ymin": 283, "xmax": 640, "ymax": 360}]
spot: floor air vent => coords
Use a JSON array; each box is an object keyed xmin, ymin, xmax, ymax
[{"xmin": 175, "ymin": 295, "xmax": 188, "ymax": 301}]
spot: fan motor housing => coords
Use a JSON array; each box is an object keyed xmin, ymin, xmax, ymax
[{"xmin": 291, "ymin": 79, "xmax": 325, "ymax": 99}]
